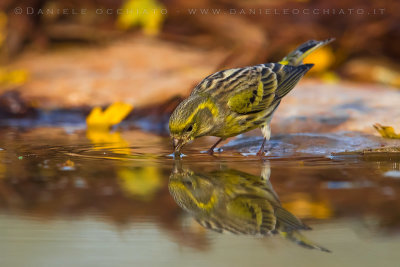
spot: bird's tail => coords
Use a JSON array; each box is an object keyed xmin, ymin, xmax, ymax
[
  {"xmin": 279, "ymin": 230, "xmax": 331, "ymax": 253},
  {"xmin": 279, "ymin": 38, "xmax": 335, "ymax": 66},
  {"xmin": 274, "ymin": 206, "xmax": 331, "ymax": 252}
]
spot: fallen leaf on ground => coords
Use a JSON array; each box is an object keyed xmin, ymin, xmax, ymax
[
  {"xmin": 0, "ymin": 12, "xmax": 6, "ymax": 47},
  {"xmin": 116, "ymin": 0, "xmax": 166, "ymax": 36},
  {"xmin": 373, "ymin": 123, "xmax": 400, "ymax": 139},
  {"xmin": 86, "ymin": 102, "xmax": 133, "ymax": 130},
  {"xmin": 303, "ymin": 46, "xmax": 335, "ymax": 73},
  {"xmin": 0, "ymin": 69, "xmax": 29, "ymax": 87}
]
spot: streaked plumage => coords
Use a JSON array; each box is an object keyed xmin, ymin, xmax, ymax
[
  {"xmin": 169, "ymin": 39, "xmax": 334, "ymax": 155},
  {"xmin": 168, "ymin": 162, "xmax": 330, "ymax": 252}
]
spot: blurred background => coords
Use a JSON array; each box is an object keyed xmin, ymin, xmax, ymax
[
  {"xmin": 1, "ymin": 1, "xmax": 400, "ymax": 266},
  {"xmin": 0, "ymin": 0, "xmax": 399, "ymax": 121}
]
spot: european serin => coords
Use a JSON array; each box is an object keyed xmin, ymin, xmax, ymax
[
  {"xmin": 169, "ymin": 38, "xmax": 334, "ymax": 155},
  {"xmin": 168, "ymin": 161, "xmax": 330, "ymax": 252}
]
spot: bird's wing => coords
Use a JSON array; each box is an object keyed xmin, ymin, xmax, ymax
[
  {"xmin": 266, "ymin": 63, "xmax": 314, "ymax": 101},
  {"xmin": 190, "ymin": 63, "xmax": 313, "ymax": 115},
  {"xmin": 225, "ymin": 67, "xmax": 275, "ymax": 114},
  {"xmin": 190, "ymin": 67, "xmax": 243, "ymax": 96},
  {"xmin": 224, "ymin": 196, "xmax": 277, "ymax": 234},
  {"xmin": 226, "ymin": 63, "xmax": 313, "ymax": 114},
  {"xmin": 274, "ymin": 206, "xmax": 311, "ymax": 231},
  {"xmin": 194, "ymin": 195, "xmax": 277, "ymax": 235}
]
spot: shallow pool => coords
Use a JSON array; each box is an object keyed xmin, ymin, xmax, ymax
[{"xmin": 0, "ymin": 127, "xmax": 400, "ymax": 267}]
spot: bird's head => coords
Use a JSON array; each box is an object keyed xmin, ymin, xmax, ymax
[
  {"xmin": 169, "ymin": 165, "xmax": 216, "ymax": 213},
  {"xmin": 169, "ymin": 96, "xmax": 218, "ymax": 153}
]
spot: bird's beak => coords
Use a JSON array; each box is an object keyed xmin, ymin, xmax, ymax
[
  {"xmin": 172, "ymin": 159, "xmax": 183, "ymax": 174},
  {"xmin": 173, "ymin": 138, "xmax": 185, "ymax": 153}
]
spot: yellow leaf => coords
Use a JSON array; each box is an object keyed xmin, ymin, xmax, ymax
[
  {"xmin": 86, "ymin": 130, "xmax": 131, "ymax": 155},
  {"xmin": 116, "ymin": 0, "xmax": 165, "ymax": 36},
  {"xmin": 0, "ymin": 68, "xmax": 29, "ymax": 87},
  {"xmin": 0, "ymin": 12, "xmax": 7, "ymax": 47},
  {"xmin": 58, "ymin": 159, "xmax": 76, "ymax": 171},
  {"xmin": 118, "ymin": 166, "xmax": 162, "ymax": 200},
  {"xmin": 373, "ymin": 123, "xmax": 400, "ymax": 139},
  {"xmin": 86, "ymin": 102, "xmax": 133, "ymax": 130},
  {"xmin": 303, "ymin": 46, "xmax": 335, "ymax": 73},
  {"xmin": 63, "ymin": 159, "xmax": 75, "ymax": 167},
  {"xmin": 282, "ymin": 193, "xmax": 332, "ymax": 219}
]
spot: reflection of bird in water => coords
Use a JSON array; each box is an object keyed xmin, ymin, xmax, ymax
[{"xmin": 168, "ymin": 161, "xmax": 330, "ymax": 252}]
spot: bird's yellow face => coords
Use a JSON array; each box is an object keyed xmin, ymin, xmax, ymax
[
  {"xmin": 169, "ymin": 96, "xmax": 219, "ymax": 153},
  {"xmin": 169, "ymin": 168, "xmax": 216, "ymax": 213}
]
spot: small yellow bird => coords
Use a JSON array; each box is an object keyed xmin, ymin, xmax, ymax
[
  {"xmin": 169, "ymin": 38, "xmax": 334, "ymax": 155},
  {"xmin": 168, "ymin": 162, "xmax": 330, "ymax": 252}
]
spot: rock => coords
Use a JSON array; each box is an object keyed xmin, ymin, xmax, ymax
[
  {"xmin": 0, "ymin": 90, "xmax": 35, "ymax": 117},
  {"xmin": 217, "ymin": 80, "xmax": 400, "ymax": 156},
  {"xmin": 222, "ymin": 132, "xmax": 400, "ymax": 157},
  {"xmin": 271, "ymin": 80, "xmax": 400, "ymax": 135},
  {"xmin": 5, "ymin": 36, "xmax": 226, "ymax": 109}
]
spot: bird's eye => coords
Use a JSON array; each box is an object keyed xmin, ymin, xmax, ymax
[
  {"xmin": 183, "ymin": 180, "xmax": 193, "ymax": 187},
  {"xmin": 186, "ymin": 125, "xmax": 193, "ymax": 132}
]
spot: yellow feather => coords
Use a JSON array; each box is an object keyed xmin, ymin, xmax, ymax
[
  {"xmin": 174, "ymin": 99, "xmax": 219, "ymax": 132},
  {"xmin": 173, "ymin": 182, "xmax": 217, "ymax": 212},
  {"xmin": 279, "ymin": 60, "xmax": 289, "ymax": 65}
]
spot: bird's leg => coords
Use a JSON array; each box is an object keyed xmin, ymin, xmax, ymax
[
  {"xmin": 257, "ymin": 123, "xmax": 271, "ymax": 156},
  {"xmin": 207, "ymin": 138, "xmax": 223, "ymax": 155},
  {"xmin": 256, "ymin": 138, "xmax": 267, "ymax": 156}
]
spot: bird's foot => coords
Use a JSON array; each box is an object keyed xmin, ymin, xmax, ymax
[
  {"xmin": 256, "ymin": 149, "xmax": 266, "ymax": 157},
  {"xmin": 257, "ymin": 137, "xmax": 267, "ymax": 157},
  {"xmin": 206, "ymin": 138, "xmax": 223, "ymax": 156}
]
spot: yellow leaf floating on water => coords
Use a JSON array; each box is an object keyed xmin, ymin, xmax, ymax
[
  {"xmin": 86, "ymin": 130, "xmax": 131, "ymax": 155},
  {"xmin": 86, "ymin": 102, "xmax": 133, "ymax": 155},
  {"xmin": 86, "ymin": 102, "xmax": 133, "ymax": 130},
  {"xmin": 58, "ymin": 159, "xmax": 76, "ymax": 171},
  {"xmin": 373, "ymin": 123, "xmax": 400, "ymax": 139},
  {"xmin": 116, "ymin": 0, "xmax": 166, "ymax": 36}
]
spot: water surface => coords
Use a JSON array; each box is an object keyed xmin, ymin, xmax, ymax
[{"xmin": 0, "ymin": 127, "xmax": 400, "ymax": 267}]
